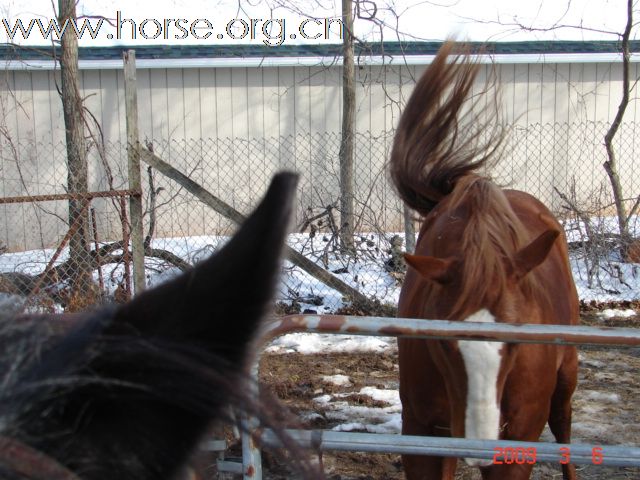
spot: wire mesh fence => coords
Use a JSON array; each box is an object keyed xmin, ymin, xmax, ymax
[{"xmin": 1, "ymin": 121, "xmax": 639, "ymax": 313}]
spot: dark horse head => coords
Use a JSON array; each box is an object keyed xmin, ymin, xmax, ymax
[{"xmin": 0, "ymin": 173, "xmax": 303, "ymax": 480}]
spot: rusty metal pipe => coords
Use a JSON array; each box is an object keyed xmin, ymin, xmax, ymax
[{"xmin": 264, "ymin": 314, "xmax": 640, "ymax": 347}]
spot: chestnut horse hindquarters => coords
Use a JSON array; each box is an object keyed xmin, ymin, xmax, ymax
[{"xmin": 391, "ymin": 41, "xmax": 579, "ymax": 480}]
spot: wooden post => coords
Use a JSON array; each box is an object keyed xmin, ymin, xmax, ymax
[
  {"xmin": 123, "ymin": 50, "xmax": 146, "ymax": 294},
  {"xmin": 339, "ymin": 0, "xmax": 355, "ymax": 253}
]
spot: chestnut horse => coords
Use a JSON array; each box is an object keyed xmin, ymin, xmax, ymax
[
  {"xmin": 0, "ymin": 173, "xmax": 319, "ymax": 480},
  {"xmin": 390, "ymin": 43, "xmax": 579, "ymax": 480}
]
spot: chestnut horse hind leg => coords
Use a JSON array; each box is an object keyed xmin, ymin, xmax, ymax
[{"xmin": 548, "ymin": 347, "xmax": 579, "ymax": 480}]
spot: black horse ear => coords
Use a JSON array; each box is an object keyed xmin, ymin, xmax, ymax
[
  {"xmin": 12, "ymin": 173, "xmax": 298, "ymax": 480},
  {"xmin": 113, "ymin": 172, "xmax": 298, "ymax": 361}
]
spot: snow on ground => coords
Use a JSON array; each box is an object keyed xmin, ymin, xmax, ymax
[
  {"xmin": 1, "ymin": 228, "xmax": 639, "ymax": 442},
  {"xmin": 563, "ymin": 216, "xmax": 640, "ymax": 302},
  {"xmin": 293, "ymin": 347, "xmax": 640, "ymax": 447},
  {"xmin": 265, "ymin": 333, "xmax": 394, "ymax": 354},
  {"xmin": 321, "ymin": 374, "xmax": 353, "ymax": 387},
  {"xmin": 313, "ymin": 387, "xmax": 402, "ymax": 435},
  {"xmin": 2, "ymin": 229, "xmax": 640, "ymax": 311},
  {"xmin": 582, "ymin": 390, "xmax": 621, "ymax": 403},
  {"xmin": 572, "ymin": 257, "xmax": 640, "ymax": 302},
  {"xmin": 598, "ymin": 308, "xmax": 637, "ymax": 318}
]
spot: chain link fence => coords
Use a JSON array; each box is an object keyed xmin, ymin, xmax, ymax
[{"xmin": 1, "ymin": 121, "xmax": 639, "ymax": 313}]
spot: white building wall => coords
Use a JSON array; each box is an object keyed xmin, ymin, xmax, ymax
[{"xmin": 0, "ymin": 60, "xmax": 638, "ymax": 250}]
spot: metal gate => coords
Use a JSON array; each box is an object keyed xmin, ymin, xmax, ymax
[{"xmin": 217, "ymin": 315, "xmax": 640, "ymax": 478}]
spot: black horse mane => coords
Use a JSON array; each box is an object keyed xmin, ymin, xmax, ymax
[{"xmin": 0, "ymin": 173, "xmax": 320, "ymax": 480}]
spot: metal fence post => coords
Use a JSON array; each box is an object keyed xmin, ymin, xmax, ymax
[{"xmin": 241, "ymin": 363, "xmax": 262, "ymax": 479}]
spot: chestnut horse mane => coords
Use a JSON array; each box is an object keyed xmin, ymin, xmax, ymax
[
  {"xmin": 389, "ymin": 41, "xmax": 503, "ymax": 217},
  {"xmin": 447, "ymin": 175, "xmax": 542, "ymax": 317},
  {"xmin": 389, "ymin": 41, "xmax": 545, "ymax": 317}
]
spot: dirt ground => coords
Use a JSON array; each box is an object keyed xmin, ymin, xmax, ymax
[{"xmin": 210, "ymin": 311, "xmax": 640, "ymax": 479}]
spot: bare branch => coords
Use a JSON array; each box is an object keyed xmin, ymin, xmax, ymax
[{"xmin": 602, "ymin": 0, "xmax": 634, "ymax": 241}]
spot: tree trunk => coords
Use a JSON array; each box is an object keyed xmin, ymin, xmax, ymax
[
  {"xmin": 58, "ymin": 0, "xmax": 92, "ymax": 305},
  {"xmin": 339, "ymin": 0, "xmax": 356, "ymax": 253},
  {"xmin": 603, "ymin": 0, "xmax": 633, "ymax": 245}
]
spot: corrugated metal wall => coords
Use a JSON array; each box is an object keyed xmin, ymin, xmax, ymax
[
  {"xmin": 0, "ymin": 61, "xmax": 639, "ymax": 250},
  {"xmin": 5, "ymin": 62, "xmax": 637, "ymax": 144}
]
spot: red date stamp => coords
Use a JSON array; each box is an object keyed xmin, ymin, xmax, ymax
[
  {"xmin": 492, "ymin": 446, "xmax": 604, "ymax": 465},
  {"xmin": 492, "ymin": 447, "xmax": 537, "ymax": 465}
]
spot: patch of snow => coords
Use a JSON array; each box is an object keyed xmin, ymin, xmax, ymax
[
  {"xmin": 364, "ymin": 417, "xmax": 403, "ymax": 434},
  {"xmin": 598, "ymin": 308, "xmax": 636, "ymax": 318},
  {"xmin": 312, "ymin": 395, "xmax": 332, "ymax": 405},
  {"xmin": 580, "ymin": 359, "xmax": 605, "ymax": 368},
  {"xmin": 333, "ymin": 422, "xmax": 367, "ymax": 432},
  {"xmin": 313, "ymin": 388, "xmax": 402, "ymax": 435},
  {"xmin": 325, "ymin": 403, "xmax": 399, "ymax": 422},
  {"xmin": 580, "ymin": 404, "xmax": 605, "ymax": 415},
  {"xmin": 265, "ymin": 333, "xmax": 395, "ymax": 354},
  {"xmin": 358, "ymin": 387, "xmax": 400, "ymax": 405},
  {"xmin": 571, "ymin": 422, "xmax": 612, "ymax": 440},
  {"xmin": 331, "ymin": 417, "xmax": 402, "ymax": 434},
  {"xmin": 582, "ymin": 390, "xmax": 621, "ymax": 403},
  {"xmin": 571, "ymin": 255, "xmax": 640, "ymax": 303},
  {"xmin": 322, "ymin": 374, "xmax": 352, "ymax": 386},
  {"xmin": 299, "ymin": 411, "xmax": 324, "ymax": 422}
]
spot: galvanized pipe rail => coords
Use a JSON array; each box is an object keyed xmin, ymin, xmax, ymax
[
  {"xmin": 228, "ymin": 315, "xmax": 640, "ymax": 479},
  {"xmin": 261, "ymin": 430, "xmax": 640, "ymax": 467}
]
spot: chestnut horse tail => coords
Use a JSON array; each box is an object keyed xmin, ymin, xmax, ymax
[{"xmin": 389, "ymin": 41, "xmax": 504, "ymax": 216}]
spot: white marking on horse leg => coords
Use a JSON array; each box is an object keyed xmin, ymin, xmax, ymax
[{"xmin": 459, "ymin": 308, "xmax": 504, "ymax": 467}]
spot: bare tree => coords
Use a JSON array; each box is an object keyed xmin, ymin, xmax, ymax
[
  {"xmin": 603, "ymin": 0, "xmax": 637, "ymax": 247},
  {"xmin": 339, "ymin": 0, "xmax": 356, "ymax": 253},
  {"xmin": 478, "ymin": 0, "xmax": 639, "ymax": 250},
  {"xmin": 57, "ymin": 0, "xmax": 93, "ymax": 304},
  {"xmin": 241, "ymin": 0, "xmax": 429, "ymax": 255}
]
